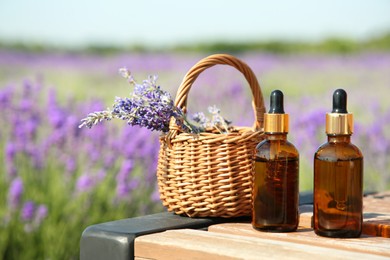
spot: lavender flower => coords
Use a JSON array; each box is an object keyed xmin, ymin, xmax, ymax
[
  {"xmin": 79, "ymin": 70, "xmax": 217, "ymax": 134},
  {"xmin": 116, "ymin": 159, "xmax": 134, "ymax": 199},
  {"xmin": 21, "ymin": 202, "xmax": 48, "ymax": 232},
  {"xmin": 8, "ymin": 177, "xmax": 24, "ymax": 210},
  {"xmin": 76, "ymin": 174, "xmax": 95, "ymax": 192},
  {"xmin": 0, "ymin": 85, "xmax": 13, "ymax": 106},
  {"xmin": 47, "ymin": 88, "xmax": 67, "ymax": 129},
  {"xmin": 35, "ymin": 204, "xmax": 48, "ymax": 223},
  {"xmin": 5, "ymin": 141, "xmax": 18, "ymax": 177},
  {"xmin": 65, "ymin": 156, "xmax": 77, "ymax": 174},
  {"xmin": 79, "ymin": 69, "xmax": 176, "ymax": 132},
  {"xmin": 21, "ymin": 201, "xmax": 35, "ymax": 221},
  {"xmin": 192, "ymin": 105, "xmax": 232, "ymax": 133}
]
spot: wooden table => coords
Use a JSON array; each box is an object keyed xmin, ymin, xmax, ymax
[{"xmin": 135, "ymin": 192, "xmax": 390, "ymax": 260}]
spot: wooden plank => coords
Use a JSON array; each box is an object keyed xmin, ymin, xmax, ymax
[
  {"xmin": 364, "ymin": 191, "xmax": 390, "ymax": 212},
  {"xmin": 363, "ymin": 191, "xmax": 390, "ymax": 237},
  {"xmin": 300, "ymin": 207, "xmax": 390, "ymax": 238},
  {"xmin": 363, "ymin": 216, "xmax": 390, "ymax": 238},
  {"xmin": 299, "ymin": 191, "xmax": 390, "ymax": 238},
  {"xmin": 208, "ymin": 223, "xmax": 390, "ymax": 258},
  {"xmin": 134, "ymin": 229, "xmax": 388, "ymax": 260}
]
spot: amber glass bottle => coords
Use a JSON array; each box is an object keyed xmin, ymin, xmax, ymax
[
  {"xmin": 314, "ymin": 89, "xmax": 363, "ymax": 238},
  {"xmin": 252, "ymin": 90, "xmax": 299, "ymax": 232}
]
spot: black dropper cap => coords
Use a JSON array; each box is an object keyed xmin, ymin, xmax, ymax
[
  {"xmin": 264, "ymin": 90, "xmax": 289, "ymax": 133},
  {"xmin": 269, "ymin": 90, "xmax": 285, "ymax": 114},
  {"xmin": 332, "ymin": 89, "xmax": 348, "ymax": 113},
  {"xmin": 326, "ymin": 88, "xmax": 353, "ymax": 135}
]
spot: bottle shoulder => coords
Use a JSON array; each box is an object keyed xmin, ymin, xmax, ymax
[
  {"xmin": 257, "ymin": 138, "xmax": 298, "ymax": 148},
  {"xmin": 315, "ymin": 141, "xmax": 363, "ymax": 161},
  {"xmin": 256, "ymin": 138, "xmax": 299, "ymax": 159}
]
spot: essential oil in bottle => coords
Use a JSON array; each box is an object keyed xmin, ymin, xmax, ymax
[
  {"xmin": 252, "ymin": 90, "xmax": 299, "ymax": 232},
  {"xmin": 313, "ymin": 89, "xmax": 363, "ymax": 238}
]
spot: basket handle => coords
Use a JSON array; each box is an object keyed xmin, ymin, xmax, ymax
[{"xmin": 168, "ymin": 54, "xmax": 265, "ymax": 140}]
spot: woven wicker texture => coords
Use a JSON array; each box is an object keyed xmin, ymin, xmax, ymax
[{"xmin": 157, "ymin": 54, "xmax": 265, "ymax": 217}]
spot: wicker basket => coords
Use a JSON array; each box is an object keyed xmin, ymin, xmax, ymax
[{"xmin": 157, "ymin": 54, "xmax": 266, "ymax": 217}]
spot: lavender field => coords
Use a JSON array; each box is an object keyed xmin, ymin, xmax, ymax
[{"xmin": 1, "ymin": 50, "xmax": 390, "ymax": 259}]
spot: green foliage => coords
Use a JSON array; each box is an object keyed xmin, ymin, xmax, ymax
[
  {"xmin": 171, "ymin": 32, "xmax": 390, "ymax": 54},
  {"xmin": 0, "ymin": 80, "xmax": 163, "ymax": 259},
  {"xmin": 1, "ymin": 31, "xmax": 390, "ymax": 54},
  {"xmin": 364, "ymin": 32, "xmax": 390, "ymax": 50},
  {"xmin": 0, "ymin": 159, "xmax": 161, "ymax": 259}
]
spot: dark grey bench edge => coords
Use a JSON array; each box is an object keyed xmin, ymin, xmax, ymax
[{"xmin": 80, "ymin": 191, "xmax": 313, "ymax": 260}]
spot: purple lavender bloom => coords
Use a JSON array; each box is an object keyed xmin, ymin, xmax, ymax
[
  {"xmin": 65, "ymin": 157, "xmax": 77, "ymax": 174},
  {"xmin": 104, "ymin": 153, "xmax": 117, "ymax": 169},
  {"xmin": 0, "ymin": 85, "xmax": 13, "ymax": 106},
  {"xmin": 192, "ymin": 112, "xmax": 207, "ymax": 125},
  {"xmin": 116, "ymin": 159, "xmax": 134, "ymax": 199},
  {"xmin": 116, "ymin": 180, "xmax": 139, "ymax": 199},
  {"xmin": 111, "ymin": 82, "xmax": 176, "ymax": 132},
  {"xmin": 21, "ymin": 201, "xmax": 35, "ymax": 221},
  {"xmin": 76, "ymin": 174, "xmax": 95, "ymax": 192},
  {"xmin": 35, "ymin": 204, "xmax": 48, "ymax": 223},
  {"xmin": 191, "ymin": 105, "xmax": 231, "ymax": 133},
  {"xmin": 22, "ymin": 80, "xmax": 33, "ymax": 99},
  {"xmin": 19, "ymin": 99, "xmax": 33, "ymax": 112},
  {"xmin": 79, "ymin": 70, "xmax": 199, "ymax": 133},
  {"xmin": 24, "ymin": 115, "xmax": 40, "ymax": 138},
  {"xmin": 8, "ymin": 177, "xmax": 24, "ymax": 210},
  {"xmin": 47, "ymin": 88, "xmax": 66, "ymax": 129},
  {"xmin": 5, "ymin": 141, "xmax": 17, "ymax": 162},
  {"xmin": 116, "ymin": 183, "xmax": 130, "ymax": 199},
  {"xmin": 151, "ymin": 186, "xmax": 161, "ymax": 202},
  {"xmin": 116, "ymin": 160, "xmax": 134, "ymax": 182}
]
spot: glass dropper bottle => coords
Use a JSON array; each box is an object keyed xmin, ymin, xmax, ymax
[
  {"xmin": 313, "ymin": 89, "xmax": 363, "ymax": 238},
  {"xmin": 252, "ymin": 90, "xmax": 299, "ymax": 232}
]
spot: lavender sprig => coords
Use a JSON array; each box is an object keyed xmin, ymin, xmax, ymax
[
  {"xmin": 79, "ymin": 110, "xmax": 113, "ymax": 129},
  {"xmin": 192, "ymin": 105, "xmax": 232, "ymax": 133},
  {"xmin": 79, "ymin": 69, "xmax": 203, "ymax": 133}
]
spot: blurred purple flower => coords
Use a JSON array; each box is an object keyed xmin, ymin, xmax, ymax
[
  {"xmin": 19, "ymin": 99, "xmax": 33, "ymax": 112},
  {"xmin": 151, "ymin": 185, "xmax": 161, "ymax": 202},
  {"xmin": 5, "ymin": 141, "xmax": 17, "ymax": 162},
  {"xmin": 21, "ymin": 201, "xmax": 35, "ymax": 221},
  {"xmin": 21, "ymin": 202, "xmax": 48, "ymax": 232},
  {"xmin": 116, "ymin": 179, "xmax": 139, "ymax": 199},
  {"xmin": 8, "ymin": 177, "xmax": 24, "ymax": 210},
  {"xmin": 47, "ymin": 88, "xmax": 67, "ymax": 128},
  {"xmin": 116, "ymin": 159, "xmax": 135, "ymax": 199},
  {"xmin": 76, "ymin": 174, "xmax": 95, "ymax": 192},
  {"xmin": 292, "ymin": 106, "xmax": 327, "ymax": 149},
  {"xmin": 65, "ymin": 156, "xmax": 77, "ymax": 174},
  {"xmin": 0, "ymin": 85, "xmax": 13, "ymax": 106},
  {"xmin": 86, "ymin": 143, "xmax": 102, "ymax": 163},
  {"xmin": 35, "ymin": 204, "xmax": 48, "ymax": 223},
  {"xmin": 116, "ymin": 160, "xmax": 133, "ymax": 182},
  {"xmin": 22, "ymin": 80, "xmax": 33, "ymax": 99},
  {"xmin": 104, "ymin": 153, "xmax": 117, "ymax": 169}
]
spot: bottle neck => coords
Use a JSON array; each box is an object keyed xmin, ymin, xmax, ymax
[
  {"xmin": 327, "ymin": 134, "xmax": 351, "ymax": 143},
  {"xmin": 266, "ymin": 133, "xmax": 288, "ymax": 141}
]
